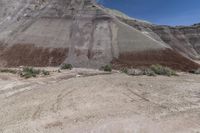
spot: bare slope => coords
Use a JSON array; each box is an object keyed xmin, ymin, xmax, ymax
[
  {"xmin": 0, "ymin": 0, "xmax": 199, "ymax": 71},
  {"xmin": 115, "ymin": 11, "xmax": 200, "ymax": 60}
]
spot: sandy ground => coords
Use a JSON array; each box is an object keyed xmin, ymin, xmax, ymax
[{"xmin": 0, "ymin": 68, "xmax": 200, "ymax": 133}]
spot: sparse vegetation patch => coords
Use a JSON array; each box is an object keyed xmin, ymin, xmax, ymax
[
  {"xmin": 42, "ymin": 70, "xmax": 50, "ymax": 76},
  {"xmin": 121, "ymin": 68, "xmax": 128, "ymax": 74},
  {"xmin": 150, "ymin": 64, "xmax": 177, "ymax": 76},
  {"xmin": 121, "ymin": 64, "xmax": 177, "ymax": 77},
  {"xmin": 0, "ymin": 67, "xmax": 52, "ymax": 79},
  {"xmin": 19, "ymin": 67, "xmax": 50, "ymax": 78},
  {"xmin": 0, "ymin": 69, "xmax": 17, "ymax": 74},
  {"xmin": 61, "ymin": 64, "xmax": 73, "ymax": 70},
  {"xmin": 20, "ymin": 67, "xmax": 40, "ymax": 78},
  {"xmin": 100, "ymin": 65, "xmax": 112, "ymax": 72},
  {"xmin": 143, "ymin": 68, "xmax": 156, "ymax": 76}
]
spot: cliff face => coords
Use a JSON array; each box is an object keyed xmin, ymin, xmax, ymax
[
  {"xmin": 0, "ymin": 0, "xmax": 199, "ymax": 71},
  {"xmin": 119, "ymin": 18, "xmax": 200, "ymax": 60}
]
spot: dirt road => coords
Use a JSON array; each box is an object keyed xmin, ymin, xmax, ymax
[{"xmin": 0, "ymin": 68, "xmax": 200, "ymax": 133}]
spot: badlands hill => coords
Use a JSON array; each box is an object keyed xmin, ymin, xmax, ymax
[
  {"xmin": 119, "ymin": 17, "xmax": 200, "ymax": 60},
  {"xmin": 107, "ymin": 8, "xmax": 200, "ymax": 60},
  {"xmin": 0, "ymin": 0, "xmax": 199, "ymax": 71}
]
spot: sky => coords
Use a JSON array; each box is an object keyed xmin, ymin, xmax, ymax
[{"xmin": 97, "ymin": 0, "xmax": 200, "ymax": 26}]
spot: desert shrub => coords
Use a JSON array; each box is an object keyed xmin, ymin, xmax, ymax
[
  {"xmin": 58, "ymin": 69, "xmax": 61, "ymax": 73},
  {"xmin": 0, "ymin": 69, "xmax": 17, "ymax": 74},
  {"xmin": 20, "ymin": 67, "xmax": 41, "ymax": 78},
  {"xmin": 42, "ymin": 70, "xmax": 50, "ymax": 75},
  {"xmin": 143, "ymin": 68, "xmax": 156, "ymax": 76},
  {"xmin": 0, "ymin": 67, "xmax": 50, "ymax": 78},
  {"xmin": 121, "ymin": 65, "xmax": 176, "ymax": 77},
  {"xmin": 61, "ymin": 64, "xmax": 73, "ymax": 70},
  {"xmin": 150, "ymin": 64, "xmax": 176, "ymax": 76},
  {"xmin": 100, "ymin": 65, "xmax": 112, "ymax": 72},
  {"xmin": 121, "ymin": 68, "xmax": 128, "ymax": 74}
]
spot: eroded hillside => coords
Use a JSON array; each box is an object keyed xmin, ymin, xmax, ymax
[
  {"xmin": 0, "ymin": 0, "xmax": 199, "ymax": 71},
  {"xmin": 117, "ymin": 15, "xmax": 200, "ymax": 60}
]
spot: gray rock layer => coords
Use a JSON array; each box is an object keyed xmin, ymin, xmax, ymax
[
  {"xmin": 119, "ymin": 18, "xmax": 200, "ymax": 60},
  {"xmin": 0, "ymin": 0, "xmax": 199, "ymax": 71}
]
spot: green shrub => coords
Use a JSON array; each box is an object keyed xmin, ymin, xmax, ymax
[
  {"xmin": 61, "ymin": 64, "xmax": 73, "ymax": 70},
  {"xmin": 0, "ymin": 69, "xmax": 17, "ymax": 74},
  {"xmin": 42, "ymin": 70, "xmax": 50, "ymax": 75},
  {"xmin": 121, "ymin": 68, "xmax": 128, "ymax": 74},
  {"xmin": 20, "ymin": 67, "xmax": 41, "ymax": 78},
  {"xmin": 150, "ymin": 64, "xmax": 176, "ymax": 76},
  {"xmin": 143, "ymin": 69, "xmax": 156, "ymax": 76},
  {"xmin": 101, "ymin": 65, "xmax": 112, "ymax": 72},
  {"xmin": 120, "ymin": 65, "xmax": 176, "ymax": 77}
]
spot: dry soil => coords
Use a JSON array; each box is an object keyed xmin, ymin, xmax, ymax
[{"xmin": 0, "ymin": 68, "xmax": 200, "ymax": 133}]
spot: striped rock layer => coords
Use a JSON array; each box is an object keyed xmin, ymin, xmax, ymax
[{"xmin": 0, "ymin": 0, "xmax": 199, "ymax": 71}]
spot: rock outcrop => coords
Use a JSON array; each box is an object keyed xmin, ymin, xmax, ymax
[{"xmin": 0, "ymin": 0, "xmax": 199, "ymax": 71}]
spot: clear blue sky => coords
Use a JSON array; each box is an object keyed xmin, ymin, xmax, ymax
[{"xmin": 97, "ymin": 0, "xmax": 200, "ymax": 26}]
